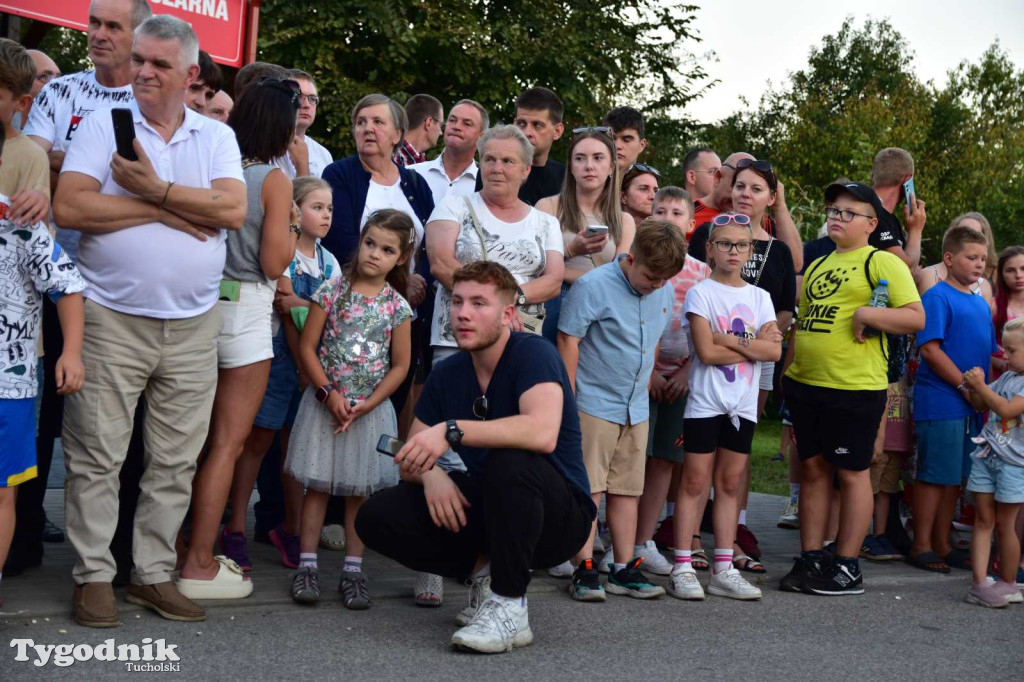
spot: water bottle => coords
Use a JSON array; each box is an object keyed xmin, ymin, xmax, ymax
[{"xmin": 864, "ymin": 279, "xmax": 889, "ymax": 337}]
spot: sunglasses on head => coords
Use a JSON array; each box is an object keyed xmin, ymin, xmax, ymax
[
  {"xmin": 625, "ymin": 162, "xmax": 661, "ymax": 178},
  {"xmin": 572, "ymin": 125, "xmax": 612, "ymax": 136},
  {"xmin": 734, "ymin": 158, "xmax": 776, "ymax": 183},
  {"xmin": 257, "ymin": 77, "xmax": 301, "ymax": 107},
  {"xmin": 712, "ymin": 213, "xmax": 752, "ymax": 227}
]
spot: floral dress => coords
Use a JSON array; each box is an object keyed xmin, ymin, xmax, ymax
[{"xmin": 285, "ymin": 276, "xmax": 412, "ymax": 495}]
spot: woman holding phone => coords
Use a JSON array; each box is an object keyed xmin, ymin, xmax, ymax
[{"xmin": 536, "ymin": 126, "xmax": 636, "ymax": 342}]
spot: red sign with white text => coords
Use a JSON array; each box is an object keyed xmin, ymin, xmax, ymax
[{"xmin": 0, "ymin": 0, "xmax": 248, "ymax": 67}]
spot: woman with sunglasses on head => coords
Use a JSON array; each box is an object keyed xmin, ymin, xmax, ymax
[
  {"xmin": 620, "ymin": 163, "xmax": 660, "ymax": 227},
  {"xmin": 176, "ymin": 77, "xmax": 301, "ymax": 600},
  {"xmin": 690, "ymin": 159, "xmax": 796, "ymax": 570},
  {"xmin": 536, "ymin": 127, "xmax": 636, "ymax": 344}
]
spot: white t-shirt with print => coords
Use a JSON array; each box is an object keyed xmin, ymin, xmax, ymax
[
  {"xmin": 682, "ymin": 278, "xmax": 777, "ymax": 424},
  {"xmin": 271, "ymin": 136, "xmax": 334, "ymax": 179},
  {"xmin": 428, "ymin": 192, "xmax": 563, "ymax": 347}
]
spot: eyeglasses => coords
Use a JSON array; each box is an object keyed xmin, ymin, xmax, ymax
[
  {"xmin": 712, "ymin": 240, "xmax": 753, "ymax": 253},
  {"xmin": 734, "ymin": 158, "xmax": 777, "ymax": 183},
  {"xmin": 712, "ymin": 213, "xmax": 751, "ymax": 227},
  {"xmin": 473, "ymin": 396, "xmax": 488, "ymax": 420},
  {"xmin": 257, "ymin": 77, "xmax": 301, "ymax": 107},
  {"xmin": 625, "ymin": 162, "xmax": 661, "ymax": 177},
  {"xmin": 572, "ymin": 125, "xmax": 612, "ymax": 136},
  {"xmin": 297, "ymin": 93, "xmax": 320, "ymax": 106},
  {"xmin": 825, "ymin": 206, "xmax": 876, "ymax": 223},
  {"xmin": 36, "ymin": 71, "xmax": 60, "ymax": 85},
  {"xmin": 692, "ymin": 167, "xmax": 719, "ymax": 175}
]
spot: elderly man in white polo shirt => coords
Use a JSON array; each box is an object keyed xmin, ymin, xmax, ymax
[
  {"xmin": 53, "ymin": 15, "xmax": 246, "ymax": 628},
  {"xmin": 408, "ymin": 99, "xmax": 488, "ymax": 205}
]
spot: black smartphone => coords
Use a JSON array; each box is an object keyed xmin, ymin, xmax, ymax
[
  {"xmin": 376, "ymin": 434, "xmax": 404, "ymax": 457},
  {"xmin": 111, "ymin": 108, "xmax": 138, "ymax": 161}
]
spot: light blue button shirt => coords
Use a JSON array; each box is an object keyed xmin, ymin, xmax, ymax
[{"xmin": 558, "ymin": 257, "xmax": 673, "ymax": 425}]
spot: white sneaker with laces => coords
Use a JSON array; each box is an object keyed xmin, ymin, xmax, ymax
[
  {"xmin": 708, "ymin": 567, "xmax": 762, "ymax": 600},
  {"xmin": 636, "ymin": 541, "xmax": 673, "ymax": 575},
  {"xmin": 668, "ymin": 563, "xmax": 705, "ymax": 600},
  {"xmin": 455, "ymin": 575, "xmax": 492, "ymax": 626},
  {"xmin": 777, "ymin": 501, "xmax": 799, "ymax": 529},
  {"xmin": 546, "ymin": 561, "xmax": 574, "ymax": 578},
  {"xmin": 598, "ymin": 549, "xmax": 614, "ymax": 574},
  {"xmin": 450, "ymin": 597, "xmax": 533, "ymax": 653}
]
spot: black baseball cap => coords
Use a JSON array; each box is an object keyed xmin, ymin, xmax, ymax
[{"xmin": 824, "ymin": 182, "xmax": 884, "ymax": 220}]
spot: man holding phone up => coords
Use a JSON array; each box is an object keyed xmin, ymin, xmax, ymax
[
  {"xmin": 53, "ymin": 16, "xmax": 246, "ymax": 627},
  {"xmin": 356, "ymin": 261, "xmax": 595, "ymax": 654}
]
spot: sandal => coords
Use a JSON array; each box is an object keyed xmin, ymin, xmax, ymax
[
  {"xmin": 943, "ymin": 548, "xmax": 972, "ymax": 570},
  {"xmin": 319, "ymin": 524, "xmax": 346, "ymax": 551},
  {"xmin": 907, "ymin": 551, "xmax": 951, "ymax": 574},
  {"xmin": 175, "ymin": 556, "xmax": 254, "ymax": 600},
  {"xmin": 733, "ymin": 554, "xmax": 767, "ymax": 574},
  {"xmin": 413, "ymin": 572, "xmax": 443, "ymax": 607},
  {"xmin": 691, "ymin": 537, "xmax": 709, "ymax": 571}
]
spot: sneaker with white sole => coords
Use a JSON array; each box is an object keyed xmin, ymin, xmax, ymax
[
  {"xmin": 636, "ymin": 541, "xmax": 673, "ymax": 576},
  {"xmin": 777, "ymin": 501, "xmax": 799, "ymax": 529},
  {"xmin": 598, "ymin": 549, "xmax": 614, "ymax": 574},
  {"xmin": 455, "ymin": 575, "xmax": 492, "ymax": 626},
  {"xmin": 546, "ymin": 561, "xmax": 574, "ymax": 578},
  {"xmin": 451, "ymin": 597, "xmax": 533, "ymax": 653},
  {"xmin": 989, "ymin": 578, "xmax": 1023, "ymax": 604},
  {"xmin": 606, "ymin": 558, "xmax": 666, "ymax": 599},
  {"xmin": 708, "ymin": 567, "xmax": 762, "ymax": 600},
  {"xmin": 668, "ymin": 564, "xmax": 705, "ymax": 601},
  {"xmin": 569, "ymin": 559, "xmax": 606, "ymax": 602}
]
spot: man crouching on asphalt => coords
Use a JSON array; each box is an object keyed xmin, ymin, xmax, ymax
[{"xmin": 356, "ymin": 261, "xmax": 595, "ymax": 653}]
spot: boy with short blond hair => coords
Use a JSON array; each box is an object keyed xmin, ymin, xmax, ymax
[
  {"xmin": 909, "ymin": 226, "xmax": 997, "ymax": 573},
  {"xmin": 558, "ymin": 219, "xmax": 686, "ymax": 602}
]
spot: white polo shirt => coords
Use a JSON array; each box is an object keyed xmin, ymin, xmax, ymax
[
  {"xmin": 272, "ymin": 135, "xmax": 334, "ymax": 178},
  {"xmin": 60, "ymin": 101, "xmax": 245, "ymax": 319},
  {"xmin": 408, "ymin": 152, "xmax": 478, "ymax": 206}
]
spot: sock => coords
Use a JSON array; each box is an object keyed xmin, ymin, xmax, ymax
[
  {"xmin": 299, "ymin": 553, "xmax": 317, "ymax": 569},
  {"xmin": 834, "ymin": 555, "xmax": 860, "ymax": 573},
  {"xmin": 801, "ymin": 549, "xmax": 827, "ymax": 561},
  {"xmin": 612, "ymin": 562, "xmax": 626, "ymax": 573},
  {"xmin": 789, "ymin": 483, "xmax": 800, "ymax": 500},
  {"xmin": 665, "ymin": 502, "xmax": 675, "ymax": 516},
  {"xmin": 343, "ymin": 556, "xmax": 363, "ymax": 573},
  {"xmin": 738, "ymin": 510, "xmax": 747, "ymax": 525},
  {"xmin": 471, "ymin": 563, "xmax": 491, "ymax": 580},
  {"xmin": 713, "ymin": 548, "xmax": 733, "ymax": 574},
  {"xmin": 634, "ymin": 544, "xmax": 646, "ymax": 555},
  {"xmin": 492, "ymin": 592, "xmax": 527, "ymax": 609},
  {"xmin": 674, "ymin": 550, "xmax": 692, "ymax": 565}
]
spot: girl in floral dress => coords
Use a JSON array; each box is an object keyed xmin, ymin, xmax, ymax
[{"xmin": 285, "ymin": 209, "xmax": 415, "ymax": 609}]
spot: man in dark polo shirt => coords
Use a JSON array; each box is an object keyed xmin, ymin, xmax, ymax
[{"xmin": 356, "ymin": 261, "xmax": 594, "ymax": 655}]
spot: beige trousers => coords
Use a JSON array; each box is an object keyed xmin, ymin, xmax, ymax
[{"xmin": 63, "ymin": 299, "xmax": 219, "ymax": 585}]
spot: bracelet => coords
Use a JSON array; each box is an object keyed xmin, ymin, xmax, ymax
[{"xmin": 159, "ymin": 181, "xmax": 174, "ymax": 208}]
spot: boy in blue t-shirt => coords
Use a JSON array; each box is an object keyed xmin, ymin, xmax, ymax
[{"xmin": 910, "ymin": 226, "xmax": 997, "ymax": 573}]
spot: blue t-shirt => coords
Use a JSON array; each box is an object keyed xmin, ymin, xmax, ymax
[
  {"xmin": 415, "ymin": 332, "xmax": 593, "ymax": 506},
  {"xmin": 914, "ymin": 281, "xmax": 998, "ymax": 420},
  {"xmin": 558, "ymin": 258, "xmax": 673, "ymax": 425}
]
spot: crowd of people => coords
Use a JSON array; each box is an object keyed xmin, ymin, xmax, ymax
[{"xmin": 1, "ymin": 0, "xmax": 1023, "ymax": 655}]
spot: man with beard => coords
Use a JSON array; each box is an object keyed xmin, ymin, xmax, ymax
[{"xmin": 355, "ymin": 261, "xmax": 594, "ymax": 654}]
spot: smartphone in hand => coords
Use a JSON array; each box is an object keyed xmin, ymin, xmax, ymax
[
  {"xmin": 902, "ymin": 176, "xmax": 916, "ymax": 215},
  {"xmin": 111, "ymin": 108, "xmax": 138, "ymax": 161},
  {"xmin": 585, "ymin": 225, "xmax": 609, "ymax": 238},
  {"xmin": 376, "ymin": 434, "xmax": 404, "ymax": 457}
]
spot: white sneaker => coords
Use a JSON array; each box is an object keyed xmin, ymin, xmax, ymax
[
  {"xmin": 546, "ymin": 561, "xmax": 574, "ymax": 578},
  {"xmin": 668, "ymin": 563, "xmax": 705, "ymax": 601},
  {"xmin": 636, "ymin": 541, "xmax": 673, "ymax": 576},
  {"xmin": 593, "ymin": 534, "xmax": 606, "ymax": 555},
  {"xmin": 598, "ymin": 549, "xmax": 614, "ymax": 574},
  {"xmin": 708, "ymin": 567, "xmax": 762, "ymax": 600},
  {"xmin": 455, "ymin": 575, "xmax": 492, "ymax": 626},
  {"xmin": 450, "ymin": 597, "xmax": 533, "ymax": 653},
  {"xmin": 777, "ymin": 501, "xmax": 799, "ymax": 529}
]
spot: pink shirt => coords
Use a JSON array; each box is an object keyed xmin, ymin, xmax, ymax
[{"xmin": 655, "ymin": 255, "xmax": 711, "ymax": 374}]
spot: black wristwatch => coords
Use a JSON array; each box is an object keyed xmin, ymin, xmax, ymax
[
  {"xmin": 315, "ymin": 384, "xmax": 335, "ymax": 404},
  {"xmin": 515, "ymin": 286, "xmax": 527, "ymax": 307},
  {"xmin": 289, "ymin": 223, "xmax": 301, "ymax": 236},
  {"xmin": 444, "ymin": 419, "xmax": 463, "ymax": 447}
]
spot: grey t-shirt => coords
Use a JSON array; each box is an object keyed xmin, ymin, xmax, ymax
[
  {"xmin": 224, "ymin": 163, "xmax": 275, "ymax": 283},
  {"xmin": 973, "ymin": 370, "xmax": 1024, "ymax": 467}
]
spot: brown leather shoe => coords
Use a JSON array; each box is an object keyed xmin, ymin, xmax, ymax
[
  {"xmin": 126, "ymin": 581, "xmax": 206, "ymax": 622},
  {"xmin": 73, "ymin": 582, "xmax": 121, "ymax": 628}
]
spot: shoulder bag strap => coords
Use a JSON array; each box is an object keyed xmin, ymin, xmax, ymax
[
  {"xmin": 753, "ymin": 237, "xmax": 774, "ymax": 287},
  {"xmin": 464, "ymin": 196, "xmax": 489, "ymax": 261}
]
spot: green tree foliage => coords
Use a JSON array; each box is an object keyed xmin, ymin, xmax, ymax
[
  {"xmin": 700, "ymin": 18, "xmax": 1023, "ymax": 259},
  {"xmin": 31, "ymin": 26, "xmax": 90, "ymax": 75},
  {"xmin": 256, "ymin": 0, "xmax": 709, "ymax": 166}
]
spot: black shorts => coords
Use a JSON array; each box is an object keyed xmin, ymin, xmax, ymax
[
  {"xmin": 682, "ymin": 415, "xmax": 756, "ymax": 455},
  {"xmin": 783, "ymin": 377, "xmax": 886, "ymax": 471}
]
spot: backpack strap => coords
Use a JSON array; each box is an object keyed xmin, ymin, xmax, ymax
[
  {"xmin": 863, "ymin": 248, "xmax": 881, "ymax": 289},
  {"xmin": 861, "ymin": 248, "xmax": 891, "ymax": 363}
]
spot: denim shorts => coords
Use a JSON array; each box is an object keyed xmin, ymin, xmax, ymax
[
  {"xmin": 967, "ymin": 454, "xmax": 1024, "ymax": 504},
  {"xmin": 915, "ymin": 418, "xmax": 975, "ymax": 485},
  {"xmin": 253, "ymin": 331, "xmax": 301, "ymax": 431}
]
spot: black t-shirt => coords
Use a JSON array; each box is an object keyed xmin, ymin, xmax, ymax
[
  {"xmin": 415, "ymin": 332, "xmax": 592, "ymax": 504},
  {"xmin": 689, "ymin": 224, "xmax": 796, "ymax": 314},
  {"xmin": 871, "ymin": 206, "xmax": 906, "ymax": 251},
  {"xmin": 801, "ymin": 236, "xmax": 836, "ymax": 275},
  {"xmin": 476, "ymin": 159, "xmax": 566, "ymax": 206}
]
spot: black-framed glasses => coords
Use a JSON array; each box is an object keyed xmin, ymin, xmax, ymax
[
  {"xmin": 825, "ymin": 206, "xmax": 876, "ymax": 223},
  {"xmin": 572, "ymin": 125, "xmax": 612, "ymax": 136},
  {"xmin": 712, "ymin": 240, "xmax": 753, "ymax": 253},
  {"xmin": 257, "ymin": 77, "xmax": 301, "ymax": 107},
  {"xmin": 625, "ymin": 162, "xmax": 661, "ymax": 177},
  {"xmin": 473, "ymin": 396, "xmax": 488, "ymax": 420}
]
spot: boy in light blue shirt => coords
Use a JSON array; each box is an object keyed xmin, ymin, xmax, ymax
[{"xmin": 557, "ymin": 219, "xmax": 686, "ymax": 602}]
